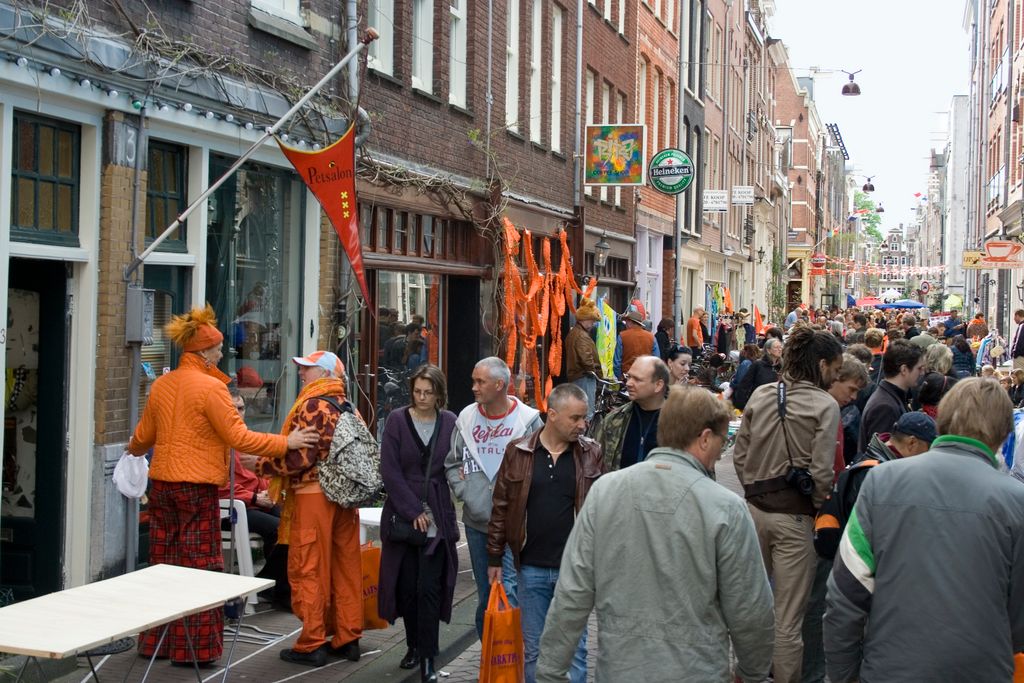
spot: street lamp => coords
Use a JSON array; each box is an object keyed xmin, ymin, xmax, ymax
[
  {"xmin": 757, "ymin": 246, "xmax": 766, "ymax": 264},
  {"xmin": 862, "ymin": 176, "xmax": 875, "ymax": 193},
  {"xmin": 594, "ymin": 232, "xmax": 611, "ymax": 269},
  {"xmin": 875, "ymin": 203, "xmax": 885, "ymax": 214},
  {"xmin": 841, "ymin": 70, "xmax": 862, "ymax": 96}
]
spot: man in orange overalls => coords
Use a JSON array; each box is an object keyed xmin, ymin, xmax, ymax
[{"xmin": 249, "ymin": 351, "xmax": 363, "ymax": 667}]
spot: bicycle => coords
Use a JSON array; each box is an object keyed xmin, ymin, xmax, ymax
[{"xmin": 586, "ymin": 374, "xmax": 629, "ymax": 437}]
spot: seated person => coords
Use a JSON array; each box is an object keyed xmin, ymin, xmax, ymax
[{"xmin": 221, "ymin": 390, "xmax": 289, "ymax": 607}]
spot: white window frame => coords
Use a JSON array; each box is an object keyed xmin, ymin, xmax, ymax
[
  {"xmin": 681, "ymin": 0, "xmax": 691, "ymax": 86},
  {"xmin": 584, "ymin": 70, "xmax": 595, "ymax": 196},
  {"xmin": 604, "ymin": 0, "xmax": 612, "ymax": 20},
  {"xmin": 600, "ymin": 82, "xmax": 611, "ymax": 201},
  {"xmin": 368, "ymin": 0, "xmax": 394, "ymax": 76},
  {"xmin": 665, "ymin": 0, "xmax": 674, "ymax": 30},
  {"xmin": 651, "ymin": 73, "xmax": 660, "ymax": 156},
  {"xmin": 529, "ymin": 0, "xmax": 543, "ymax": 142},
  {"xmin": 411, "ymin": 0, "xmax": 434, "ymax": 92},
  {"xmin": 449, "ymin": 1, "xmax": 467, "ymax": 106},
  {"xmin": 506, "ymin": 0, "xmax": 521, "ymax": 131},
  {"xmin": 618, "ymin": 0, "xmax": 625, "ymax": 33},
  {"xmin": 252, "ymin": 0, "xmax": 303, "ymax": 25},
  {"xmin": 550, "ymin": 6, "xmax": 563, "ymax": 152},
  {"xmin": 639, "ymin": 60, "xmax": 648, "ymax": 132},
  {"xmin": 664, "ymin": 80, "xmax": 672, "ymax": 150}
]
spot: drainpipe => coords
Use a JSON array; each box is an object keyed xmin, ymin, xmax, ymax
[
  {"xmin": 673, "ymin": 6, "xmax": 686, "ymax": 341},
  {"xmin": 720, "ymin": 0, "xmax": 732, "ymax": 279},
  {"xmin": 347, "ymin": 0, "xmax": 358, "ymax": 100},
  {"xmin": 485, "ymin": 0, "xmax": 495, "ymax": 178},
  {"xmin": 573, "ymin": 0, "xmax": 583, "ymax": 205},
  {"xmin": 125, "ymin": 105, "xmax": 149, "ymax": 572}
]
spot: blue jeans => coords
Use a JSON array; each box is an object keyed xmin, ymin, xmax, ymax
[
  {"xmin": 519, "ymin": 565, "xmax": 587, "ymax": 683},
  {"xmin": 572, "ymin": 375, "xmax": 597, "ymax": 421},
  {"xmin": 464, "ymin": 526, "xmax": 517, "ymax": 639}
]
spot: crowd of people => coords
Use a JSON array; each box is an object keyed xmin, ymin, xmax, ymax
[{"xmin": 128, "ymin": 300, "xmax": 1024, "ymax": 682}]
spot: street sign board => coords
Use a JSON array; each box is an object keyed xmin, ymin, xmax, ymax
[
  {"xmin": 920, "ymin": 280, "xmax": 931, "ymax": 294},
  {"xmin": 963, "ymin": 241, "xmax": 1024, "ymax": 269},
  {"xmin": 648, "ymin": 148, "xmax": 694, "ymax": 195},
  {"xmin": 732, "ymin": 185, "xmax": 755, "ymax": 205},
  {"xmin": 703, "ymin": 190, "xmax": 729, "ymax": 212}
]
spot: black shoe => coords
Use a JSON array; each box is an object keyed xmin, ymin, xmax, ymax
[
  {"xmin": 279, "ymin": 645, "xmax": 328, "ymax": 667},
  {"xmin": 399, "ymin": 647, "xmax": 419, "ymax": 669},
  {"xmin": 329, "ymin": 639, "xmax": 360, "ymax": 662},
  {"xmin": 170, "ymin": 660, "xmax": 217, "ymax": 669},
  {"xmin": 420, "ymin": 657, "xmax": 438, "ymax": 683}
]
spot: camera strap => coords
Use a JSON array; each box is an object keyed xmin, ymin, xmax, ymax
[{"xmin": 776, "ymin": 381, "xmax": 797, "ymax": 470}]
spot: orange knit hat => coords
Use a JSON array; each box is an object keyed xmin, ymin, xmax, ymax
[{"xmin": 165, "ymin": 304, "xmax": 224, "ymax": 352}]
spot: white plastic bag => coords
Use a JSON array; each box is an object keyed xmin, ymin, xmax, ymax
[{"xmin": 113, "ymin": 451, "xmax": 149, "ymax": 498}]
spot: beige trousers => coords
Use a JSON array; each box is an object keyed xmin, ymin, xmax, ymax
[{"xmin": 748, "ymin": 504, "xmax": 817, "ymax": 683}]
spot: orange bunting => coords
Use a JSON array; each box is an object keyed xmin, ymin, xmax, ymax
[{"xmin": 499, "ymin": 218, "xmax": 587, "ymax": 411}]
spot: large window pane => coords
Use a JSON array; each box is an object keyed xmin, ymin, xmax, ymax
[
  {"xmin": 206, "ymin": 158, "xmax": 305, "ymax": 432},
  {"xmin": 10, "ymin": 111, "xmax": 79, "ymax": 245},
  {"xmin": 146, "ymin": 141, "xmax": 187, "ymax": 249},
  {"xmin": 375, "ymin": 272, "xmax": 442, "ymax": 438}
]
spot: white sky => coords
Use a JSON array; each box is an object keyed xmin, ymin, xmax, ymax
[{"xmin": 769, "ymin": 0, "xmax": 970, "ymax": 234}]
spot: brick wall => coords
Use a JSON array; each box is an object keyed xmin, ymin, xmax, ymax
[
  {"xmin": 94, "ymin": 161, "xmax": 144, "ymax": 445},
  {"xmin": 580, "ymin": 1, "xmax": 638, "ymax": 237}
]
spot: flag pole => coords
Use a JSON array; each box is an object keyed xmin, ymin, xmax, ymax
[{"xmin": 124, "ymin": 28, "xmax": 379, "ymax": 280}]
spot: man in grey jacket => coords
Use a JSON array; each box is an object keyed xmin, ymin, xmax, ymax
[
  {"xmin": 825, "ymin": 378, "xmax": 1024, "ymax": 682},
  {"xmin": 536, "ymin": 386, "xmax": 774, "ymax": 682},
  {"xmin": 443, "ymin": 357, "xmax": 542, "ymax": 638}
]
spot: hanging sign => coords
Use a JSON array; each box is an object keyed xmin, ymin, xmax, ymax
[
  {"xmin": 648, "ymin": 148, "xmax": 694, "ymax": 195},
  {"xmin": 963, "ymin": 242, "xmax": 1024, "ymax": 269},
  {"xmin": 703, "ymin": 190, "xmax": 729, "ymax": 213},
  {"xmin": 584, "ymin": 124, "xmax": 646, "ymax": 186},
  {"xmin": 731, "ymin": 185, "xmax": 755, "ymax": 205}
]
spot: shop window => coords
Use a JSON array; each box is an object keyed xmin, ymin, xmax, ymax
[
  {"xmin": 146, "ymin": 140, "xmax": 188, "ymax": 252},
  {"xmin": 374, "ymin": 272, "xmax": 443, "ymax": 437},
  {"xmin": 10, "ymin": 111, "xmax": 80, "ymax": 246},
  {"xmin": 206, "ymin": 157, "xmax": 305, "ymax": 432}
]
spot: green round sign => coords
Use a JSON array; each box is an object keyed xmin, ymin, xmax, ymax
[{"xmin": 648, "ymin": 148, "xmax": 694, "ymax": 195}]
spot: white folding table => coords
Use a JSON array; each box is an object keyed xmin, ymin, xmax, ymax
[{"xmin": 0, "ymin": 564, "xmax": 272, "ymax": 682}]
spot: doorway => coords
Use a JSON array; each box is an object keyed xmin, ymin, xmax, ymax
[{"xmin": 3, "ymin": 258, "xmax": 70, "ymax": 602}]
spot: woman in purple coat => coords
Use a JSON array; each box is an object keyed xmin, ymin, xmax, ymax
[{"xmin": 378, "ymin": 364, "xmax": 458, "ymax": 683}]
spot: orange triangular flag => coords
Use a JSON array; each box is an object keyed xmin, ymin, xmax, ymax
[{"xmin": 754, "ymin": 306, "xmax": 765, "ymax": 334}]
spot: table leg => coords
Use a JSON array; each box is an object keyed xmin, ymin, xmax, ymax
[
  {"xmin": 133, "ymin": 623, "xmax": 170, "ymax": 683},
  {"xmin": 84, "ymin": 653, "xmax": 103, "ymax": 682},
  {"xmin": 219, "ymin": 600, "xmax": 245, "ymax": 683},
  {"xmin": 181, "ymin": 614, "xmax": 204, "ymax": 683},
  {"xmin": 11, "ymin": 655, "xmax": 31, "ymax": 683}
]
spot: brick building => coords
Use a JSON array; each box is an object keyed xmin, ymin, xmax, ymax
[{"xmin": 0, "ymin": 0, "xmax": 580, "ymax": 599}]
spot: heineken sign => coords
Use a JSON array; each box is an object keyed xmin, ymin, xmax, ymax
[{"xmin": 648, "ymin": 148, "xmax": 694, "ymax": 195}]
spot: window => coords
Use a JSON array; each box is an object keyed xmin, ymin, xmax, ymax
[
  {"xmin": 11, "ymin": 111, "xmax": 80, "ymax": 246},
  {"xmin": 207, "ymin": 158, "xmax": 305, "ymax": 432},
  {"xmin": 368, "ymin": 0, "xmax": 394, "ymax": 75},
  {"xmin": 411, "ymin": 0, "xmax": 434, "ymax": 92},
  {"xmin": 146, "ymin": 141, "xmax": 188, "ymax": 252},
  {"xmin": 651, "ymin": 72, "xmax": 661, "ymax": 155},
  {"xmin": 550, "ymin": 6, "xmax": 563, "ymax": 152},
  {"xmin": 449, "ymin": 0, "xmax": 467, "ymax": 106},
  {"xmin": 604, "ymin": 0, "xmax": 612, "ymax": 20},
  {"xmin": 681, "ymin": 0, "xmax": 691, "ymax": 86},
  {"xmin": 639, "ymin": 59, "xmax": 648, "ymax": 134},
  {"xmin": 618, "ymin": 0, "xmax": 625, "ymax": 33},
  {"xmin": 584, "ymin": 70, "xmax": 595, "ymax": 196},
  {"xmin": 252, "ymin": 0, "xmax": 301, "ymax": 23},
  {"xmin": 665, "ymin": 0, "xmax": 674, "ymax": 30},
  {"xmin": 506, "ymin": 0, "xmax": 520, "ymax": 131},
  {"xmin": 600, "ymin": 82, "xmax": 611, "ymax": 201},
  {"xmin": 664, "ymin": 79, "xmax": 673, "ymax": 150},
  {"xmin": 615, "ymin": 91, "xmax": 625, "ymax": 207},
  {"xmin": 529, "ymin": 0, "xmax": 543, "ymax": 142}
]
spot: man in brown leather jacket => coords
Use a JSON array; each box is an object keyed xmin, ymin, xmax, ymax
[{"xmin": 486, "ymin": 383, "xmax": 605, "ymax": 683}]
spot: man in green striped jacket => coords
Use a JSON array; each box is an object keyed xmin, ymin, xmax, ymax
[{"xmin": 824, "ymin": 378, "xmax": 1024, "ymax": 682}]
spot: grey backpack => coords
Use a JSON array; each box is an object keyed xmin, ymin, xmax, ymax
[{"xmin": 315, "ymin": 397, "xmax": 383, "ymax": 508}]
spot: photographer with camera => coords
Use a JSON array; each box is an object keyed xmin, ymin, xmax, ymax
[{"xmin": 733, "ymin": 328, "xmax": 843, "ymax": 683}]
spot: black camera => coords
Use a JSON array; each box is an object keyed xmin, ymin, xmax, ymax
[{"xmin": 786, "ymin": 466, "xmax": 814, "ymax": 496}]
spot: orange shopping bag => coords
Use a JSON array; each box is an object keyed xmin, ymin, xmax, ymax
[
  {"xmin": 478, "ymin": 581, "xmax": 524, "ymax": 683},
  {"xmin": 360, "ymin": 542, "xmax": 388, "ymax": 630}
]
